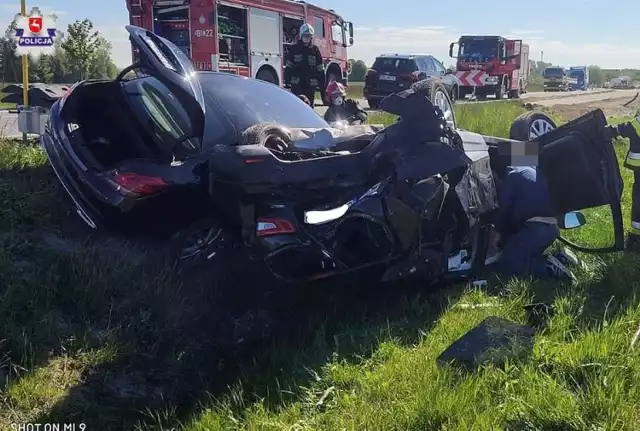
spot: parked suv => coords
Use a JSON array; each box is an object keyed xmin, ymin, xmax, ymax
[{"xmin": 363, "ymin": 53, "xmax": 459, "ymax": 109}]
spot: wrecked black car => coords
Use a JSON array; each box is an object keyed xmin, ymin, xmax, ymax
[{"xmin": 41, "ymin": 25, "xmax": 625, "ymax": 285}]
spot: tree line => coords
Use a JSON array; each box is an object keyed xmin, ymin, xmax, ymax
[
  {"xmin": 349, "ymin": 58, "xmax": 639, "ymax": 87},
  {"xmin": 0, "ymin": 18, "xmax": 118, "ymax": 84}
]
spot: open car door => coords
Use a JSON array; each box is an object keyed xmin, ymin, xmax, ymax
[
  {"xmin": 535, "ymin": 109, "xmax": 625, "ymax": 253},
  {"xmin": 125, "ymin": 25, "xmax": 205, "ymax": 147}
]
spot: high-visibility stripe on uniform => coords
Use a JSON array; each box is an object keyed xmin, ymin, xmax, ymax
[
  {"xmin": 631, "ymin": 221, "xmax": 640, "ymax": 235},
  {"xmin": 625, "ymin": 151, "xmax": 640, "ymax": 168}
]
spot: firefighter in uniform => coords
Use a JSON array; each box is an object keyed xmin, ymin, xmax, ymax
[
  {"xmin": 285, "ymin": 23, "xmax": 325, "ymax": 108},
  {"xmin": 323, "ymin": 81, "xmax": 368, "ymax": 124},
  {"xmin": 620, "ymin": 121, "xmax": 640, "ymax": 249}
]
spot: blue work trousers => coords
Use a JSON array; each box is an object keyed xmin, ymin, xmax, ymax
[{"xmin": 496, "ymin": 222, "xmax": 559, "ymax": 278}]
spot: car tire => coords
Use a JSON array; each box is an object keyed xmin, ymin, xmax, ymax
[
  {"xmin": 509, "ymin": 111, "xmax": 557, "ymax": 141},
  {"xmin": 496, "ymin": 78, "xmax": 506, "ymax": 100},
  {"xmin": 450, "ymin": 85, "xmax": 458, "ymax": 104},
  {"xmin": 367, "ymin": 98, "xmax": 379, "ymax": 109},
  {"xmin": 239, "ymin": 123, "xmax": 293, "ymax": 150},
  {"xmin": 412, "ymin": 78, "xmax": 457, "ymax": 129},
  {"xmin": 256, "ymin": 67, "xmax": 278, "ymax": 85}
]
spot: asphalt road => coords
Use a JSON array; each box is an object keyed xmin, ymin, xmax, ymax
[{"xmin": 0, "ymin": 88, "xmax": 634, "ymax": 139}]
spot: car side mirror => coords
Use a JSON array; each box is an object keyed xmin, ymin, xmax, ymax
[
  {"xmin": 558, "ymin": 211, "xmax": 586, "ymax": 229},
  {"xmin": 446, "ymin": 68, "xmax": 453, "ymax": 74},
  {"xmin": 418, "ymin": 72, "xmax": 427, "ymax": 80}
]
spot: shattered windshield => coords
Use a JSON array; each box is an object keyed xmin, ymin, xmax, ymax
[{"xmin": 459, "ymin": 39, "xmax": 499, "ymax": 62}]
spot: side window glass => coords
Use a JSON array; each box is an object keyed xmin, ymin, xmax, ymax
[
  {"xmin": 432, "ymin": 58, "xmax": 446, "ymax": 73},
  {"xmin": 314, "ymin": 16, "xmax": 325, "ymax": 38},
  {"xmin": 414, "ymin": 58, "xmax": 427, "ymax": 71},
  {"xmin": 331, "ymin": 23, "xmax": 342, "ymax": 42},
  {"xmin": 423, "ymin": 57, "xmax": 435, "ymax": 71}
]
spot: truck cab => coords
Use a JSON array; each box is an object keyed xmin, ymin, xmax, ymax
[
  {"xmin": 449, "ymin": 35, "xmax": 528, "ymax": 100},
  {"xmin": 543, "ymin": 67, "xmax": 568, "ymax": 92},
  {"xmin": 568, "ymin": 66, "xmax": 588, "ymax": 91}
]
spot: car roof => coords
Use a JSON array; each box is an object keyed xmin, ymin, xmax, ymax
[{"xmin": 375, "ymin": 53, "xmax": 434, "ymax": 60}]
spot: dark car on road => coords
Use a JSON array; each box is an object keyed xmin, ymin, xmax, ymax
[{"xmin": 363, "ymin": 53, "xmax": 460, "ymax": 109}]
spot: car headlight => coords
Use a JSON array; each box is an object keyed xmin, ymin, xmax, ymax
[
  {"xmin": 304, "ymin": 203, "xmax": 351, "ymax": 225},
  {"xmin": 304, "ymin": 182, "xmax": 382, "ymax": 225}
]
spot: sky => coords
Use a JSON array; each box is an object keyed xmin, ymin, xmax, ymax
[{"xmin": 4, "ymin": 0, "xmax": 640, "ymax": 70}]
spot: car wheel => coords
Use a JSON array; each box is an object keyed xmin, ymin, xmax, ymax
[
  {"xmin": 450, "ymin": 85, "xmax": 458, "ymax": 104},
  {"xmin": 239, "ymin": 123, "xmax": 293, "ymax": 149},
  {"xmin": 367, "ymin": 98, "xmax": 380, "ymax": 109},
  {"xmin": 169, "ymin": 218, "xmax": 236, "ymax": 268},
  {"xmin": 509, "ymin": 111, "xmax": 557, "ymax": 141},
  {"xmin": 256, "ymin": 67, "xmax": 278, "ymax": 85},
  {"xmin": 496, "ymin": 78, "xmax": 507, "ymax": 100},
  {"xmin": 415, "ymin": 78, "xmax": 456, "ymax": 129}
]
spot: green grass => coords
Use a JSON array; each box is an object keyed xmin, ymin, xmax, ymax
[
  {"xmin": 346, "ymin": 81, "xmax": 364, "ymax": 99},
  {"xmin": 2, "ymin": 104, "xmax": 640, "ymax": 430}
]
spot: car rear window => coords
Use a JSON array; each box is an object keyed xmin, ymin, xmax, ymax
[
  {"xmin": 198, "ymin": 73, "xmax": 329, "ymax": 133},
  {"xmin": 372, "ymin": 57, "xmax": 417, "ymax": 74}
]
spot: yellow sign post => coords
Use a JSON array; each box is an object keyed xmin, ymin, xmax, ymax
[{"xmin": 21, "ymin": 0, "xmax": 28, "ymax": 144}]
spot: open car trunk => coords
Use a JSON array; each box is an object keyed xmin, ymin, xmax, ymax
[{"xmin": 60, "ymin": 81, "xmax": 163, "ymax": 168}]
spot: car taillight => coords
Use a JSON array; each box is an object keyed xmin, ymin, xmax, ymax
[
  {"xmin": 365, "ymin": 69, "xmax": 378, "ymax": 82},
  {"xmin": 256, "ymin": 218, "xmax": 296, "ymax": 237},
  {"xmin": 109, "ymin": 172, "xmax": 168, "ymax": 196}
]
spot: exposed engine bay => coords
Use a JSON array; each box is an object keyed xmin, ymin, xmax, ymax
[{"xmin": 241, "ymin": 123, "xmax": 385, "ymax": 160}]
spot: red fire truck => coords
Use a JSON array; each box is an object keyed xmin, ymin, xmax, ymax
[
  {"xmin": 125, "ymin": 0, "xmax": 354, "ymax": 104},
  {"xmin": 449, "ymin": 35, "xmax": 530, "ymax": 100}
]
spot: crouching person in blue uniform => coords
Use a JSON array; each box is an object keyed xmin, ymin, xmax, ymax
[{"xmin": 489, "ymin": 166, "xmax": 577, "ymax": 280}]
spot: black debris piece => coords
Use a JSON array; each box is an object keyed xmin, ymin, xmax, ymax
[
  {"xmin": 437, "ymin": 316, "xmax": 534, "ymax": 370},
  {"xmin": 1, "ymin": 83, "xmax": 70, "ymax": 108}
]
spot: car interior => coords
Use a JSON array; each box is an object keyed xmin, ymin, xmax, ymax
[
  {"xmin": 60, "ymin": 76, "xmax": 202, "ymax": 168},
  {"xmin": 60, "ymin": 80, "xmax": 160, "ymax": 167}
]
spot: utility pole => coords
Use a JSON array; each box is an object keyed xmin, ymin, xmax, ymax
[
  {"xmin": 20, "ymin": 0, "xmax": 28, "ymax": 145},
  {"xmin": 540, "ymin": 51, "xmax": 544, "ymax": 63}
]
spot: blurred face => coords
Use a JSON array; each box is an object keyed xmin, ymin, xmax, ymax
[{"xmin": 302, "ymin": 35, "xmax": 312, "ymax": 45}]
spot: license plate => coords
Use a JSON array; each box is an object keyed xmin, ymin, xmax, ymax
[{"xmin": 379, "ymin": 75, "xmax": 396, "ymax": 81}]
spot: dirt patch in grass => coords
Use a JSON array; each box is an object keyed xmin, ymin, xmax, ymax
[{"xmin": 544, "ymin": 92, "xmax": 640, "ymax": 121}]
